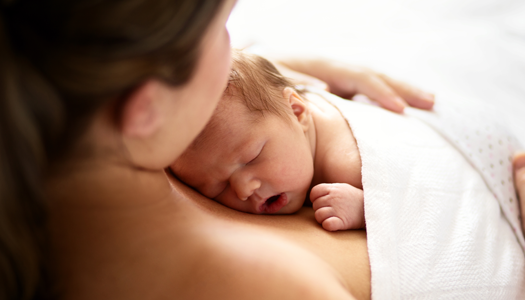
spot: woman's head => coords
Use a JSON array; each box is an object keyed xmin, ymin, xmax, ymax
[
  {"xmin": 2, "ymin": 0, "xmax": 232, "ymax": 163},
  {"xmin": 0, "ymin": 0, "xmax": 232, "ymax": 298}
]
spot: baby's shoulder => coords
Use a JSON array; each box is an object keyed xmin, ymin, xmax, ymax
[{"xmin": 305, "ymin": 92, "xmax": 362, "ymax": 188}]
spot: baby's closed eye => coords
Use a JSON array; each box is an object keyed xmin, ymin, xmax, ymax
[
  {"xmin": 246, "ymin": 151, "xmax": 261, "ymax": 165},
  {"xmin": 245, "ymin": 144, "xmax": 265, "ymax": 165}
]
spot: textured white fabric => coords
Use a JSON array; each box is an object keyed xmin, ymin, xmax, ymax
[
  {"xmin": 316, "ymin": 90, "xmax": 525, "ymax": 300},
  {"xmin": 406, "ymin": 102, "xmax": 524, "ymax": 251}
]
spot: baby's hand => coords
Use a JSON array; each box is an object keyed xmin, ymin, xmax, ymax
[{"xmin": 310, "ymin": 183, "xmax": 365, "ymax": 231}]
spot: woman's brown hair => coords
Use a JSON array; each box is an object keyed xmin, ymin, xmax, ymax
[{"xmin": 0, "ymin": 0, "xmax": 225, "ymax": 298}]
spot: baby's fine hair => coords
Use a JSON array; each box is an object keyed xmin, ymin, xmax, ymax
[
  {"xmin": 186, "ymin": 50, "xmax": 303, "ymax": 151},
  {"xmin": 225, "ymin": 49, "xmax": 303, "ymax": 119}
]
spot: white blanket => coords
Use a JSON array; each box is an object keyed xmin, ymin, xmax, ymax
[{"xmin": 317, "ymin": 89, "xmax": 525, "ymax": 299}]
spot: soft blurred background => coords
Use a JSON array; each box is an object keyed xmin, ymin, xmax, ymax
[{"xmin": 227, "ymin": 0, "xmax": 525, "ymax": 146}]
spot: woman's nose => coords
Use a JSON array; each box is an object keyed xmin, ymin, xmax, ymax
[{"xmin": 230, "ymin": 172, "xmax": 261, "ymax": 201}]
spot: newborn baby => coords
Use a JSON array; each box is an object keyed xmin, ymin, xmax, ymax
[{"xmin": 171, "ymin": 50, "xmax": 365, "ymax": 231}]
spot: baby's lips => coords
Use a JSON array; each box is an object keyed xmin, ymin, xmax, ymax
[
  {"xmin": 259, "ymin": 193, "xmax": 288, "ymax": 214},
  {"xmin": 255, "ymin": 197, "xmax": 268, "ymax": 214}
]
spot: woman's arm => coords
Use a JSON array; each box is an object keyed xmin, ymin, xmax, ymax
[
  {"xmin": 272, "ymin": 57, "xmax": 434, "ymax": 113},
  {"xmin": 514, "ymin": 152, "xmax": 525, "ymax": 233}
]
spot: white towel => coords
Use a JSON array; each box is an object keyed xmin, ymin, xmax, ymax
[{"xmin": 314, "ymin": 89, "xmax": 525, "ymax": 299}]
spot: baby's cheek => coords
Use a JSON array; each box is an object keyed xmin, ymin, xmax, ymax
[
  {"xmin": 296, "ymin": 160, "xmax": 315, "ymax": 188},
  {"xmin": 280, "ymin": 165, "xmax": 311, "ymax": 191},
  {"xmin": 281, "ymin": 194, "xmax": 307, "ymax": 214},
  {"xmin": 285, "ymin": 152, "xmax": 313, "ymax": 178}
]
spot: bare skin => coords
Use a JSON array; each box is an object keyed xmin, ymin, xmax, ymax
[
  {"xmin": 515, "ymin": 152, "xmax": 525, "ymax": 233},
  {"xmin": 173, "ymin": 88, "xmax": 365, "ymax": 231},
  {"xmin": 307, "ymin": 92, "xmax": 365, "ymax": 230},
  {"xmin": 170, "ymin": 177, "xmax": 371, "ymax": 300},
  {"xmin": 47, "ymin": 168, "xmax": 370, "ymax": 300}
]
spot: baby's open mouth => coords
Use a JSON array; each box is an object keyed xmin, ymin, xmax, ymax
[
  {"xmin": 266, "ymin": 195, "xmax": 280, "ymax": 205},
  {"xmin": 259, "ymin": 193, "xmax": 288, "ymax": 214}
]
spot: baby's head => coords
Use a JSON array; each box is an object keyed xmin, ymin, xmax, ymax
[{"xmin": 171, "ymin": 50, "xmax": 315, "ymax": 214}]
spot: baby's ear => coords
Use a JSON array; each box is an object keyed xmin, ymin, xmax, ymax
[{"xmin": 283, "ymin": 87, "xmax": 310, "ymax": 130}]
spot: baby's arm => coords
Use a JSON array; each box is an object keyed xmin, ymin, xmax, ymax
[
  {"xmin": 310, "ymin": 183, "xmax": 365, "ymax": 231},
  {"xmin": 305, "ymin": 93, "xmax": 365, "ymax": 231}
]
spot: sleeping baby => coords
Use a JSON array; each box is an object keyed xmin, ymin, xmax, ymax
[
  {"xmin": 172, "ymin": 49, "xmax": 525, "ymax": 296},
  {"xmin": 171, "ymin": 49, "xmax": 366, "ymax": 231},
  {"xmin": 171, "ymin": 49, "xmax": 524, "ymax": 238}
]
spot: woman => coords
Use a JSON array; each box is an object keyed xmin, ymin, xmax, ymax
[
  {"xmin": 1, "ymin": 0, "xmax": 520, "ymax": 299},
  {"xmin": 516, "ymin": 153, "xmax": 525, "ymax": 231}
]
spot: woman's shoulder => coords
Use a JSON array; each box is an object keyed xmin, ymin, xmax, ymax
[
  {"xmin": 175, "ymin": 221, "xmax": 354, "ymax": 300},
  {"xmin": 170, "ymin": 177, "xmax": 370, "ymax": 300},
  {"xmin": 49, "ymin": 178, "xmax": 356, "ymax": 300},
  {"xmin": 106, "ymin": 201, "xmax": 356, "ymax": 300},
  {"xmin": 166, "ymin": 181, "xmax": 355, "ymax": 299}
]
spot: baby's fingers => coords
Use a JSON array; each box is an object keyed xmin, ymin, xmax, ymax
[
  {"xmin": 322, "ymin": 217, "xmax": 345, "ymax": 232},
  {"xmin": 312, "ymin": 194, "xmax": 333, "ymax": 211},
  {"xmin": 314, "ymin": 206, "xmax": 336, "ymax": 224},
  {"xmin": 310, "ymin": 183, "xmax": 332, "ymax": 203},
  {"xmin": 314, "ymin": 207, "xmax": 344, "ymax": 231}
]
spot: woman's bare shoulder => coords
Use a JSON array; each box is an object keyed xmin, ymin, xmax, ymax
[
  {"xmin": 174, "ymin": 222, "xmax": 356, "ymax": 300},
  {"xmin": 51, "ymin": 192, "xmax": 354, "ymax": 300},
  {"xmin": 170, "ymin": 176, "xmax": 370, "ymax": 300}
]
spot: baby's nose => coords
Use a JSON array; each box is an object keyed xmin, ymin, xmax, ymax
[{"xmin": 235, "ymin": 178, "xmax": 261, "ymax": 201}]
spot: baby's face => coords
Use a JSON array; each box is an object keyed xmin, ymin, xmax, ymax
[{"xmin": 171, "ymin": 97, "xmax": 314, "ymax": 214}]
